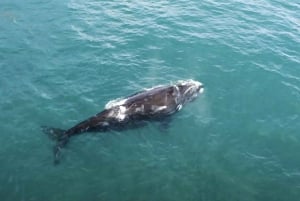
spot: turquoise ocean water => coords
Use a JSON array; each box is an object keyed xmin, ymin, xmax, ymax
[{"xmin": 1, "ymin": 0, "xmax": 300, "ymax": 200}]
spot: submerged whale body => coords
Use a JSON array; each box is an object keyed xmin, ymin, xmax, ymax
[{"xmin": 43, "ymin": 79, "xmax": 204, "ymax": 164}]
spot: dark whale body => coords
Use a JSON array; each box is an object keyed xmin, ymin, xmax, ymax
[{"xmin": 43, "ymin": 79, "xmax": 204, "ymax": 164}]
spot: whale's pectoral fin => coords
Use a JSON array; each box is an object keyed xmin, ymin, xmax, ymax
[
  {"xmin": 41, "ymin": 126, "xmax": 66, "ymax": 141},
  {"xmin": 158, "ymin": 117, "xmax": 172, "ymax": 132}
]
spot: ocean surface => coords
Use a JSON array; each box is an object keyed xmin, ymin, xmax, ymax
[{"xmin": 1, "ymin": 0, "xmax": 300, "ymax": 200}]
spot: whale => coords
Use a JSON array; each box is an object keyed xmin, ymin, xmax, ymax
[{"xmin": 42, "ymin": 79, "xmax": 204, "ymax": 164}]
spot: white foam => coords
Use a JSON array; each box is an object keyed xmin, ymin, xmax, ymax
[
  {"xmin": 176, "ymin": 79, "xmax": 203, "ymax": 88},
  {"xmin": 144, "ymin": 85, "xmax": 164, "ymax": 91},
  {"xmin": 105, "ymin": 98, "xmax": 127, "ymax": 109}
]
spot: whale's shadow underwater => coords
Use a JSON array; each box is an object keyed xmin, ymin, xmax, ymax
[{"xmin": 42, "ymin": 79, "xmax": 204, "ymax": 164}]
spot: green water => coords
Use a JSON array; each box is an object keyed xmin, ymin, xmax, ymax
[{"xmin": 1, "ymin": 0, "xmax": 300, "ymax": 200}]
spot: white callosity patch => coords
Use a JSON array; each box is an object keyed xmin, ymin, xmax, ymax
[
  {"xmin": 174, "ymin": 79, "xmax": 204, "ymax": 106},
  {"xmin": 179, "ymin": 80, "xmax": 203, "ymax": 95},
  {"xmin": 176, "ymin": 104, "xmax": 182, "ymax": 111}
]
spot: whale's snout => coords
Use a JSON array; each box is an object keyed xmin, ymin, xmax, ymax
[
  {"xmin": 176, "ymin": 79, "xmax": 204, "ymax": 104},
  {"xmin": 196, "ymin": 82, "xmax": 204, "ymax": 94}
]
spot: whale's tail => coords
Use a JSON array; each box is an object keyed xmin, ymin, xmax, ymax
[{"xmin": 41, "ymin": 126, "xmax": 69, "ymax": 165}]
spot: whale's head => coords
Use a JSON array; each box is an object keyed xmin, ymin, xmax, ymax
[{"xmin": 176, "ymin": 79, "xmax": 204, "ymax": 105}]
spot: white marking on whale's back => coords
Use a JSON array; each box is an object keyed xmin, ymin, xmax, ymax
[
  {"xmin": 151, "ymin": 105, "xmax": 167, "ymax": 112},
  {"xmin": 104, "ymin": 85, "xmax": 164, "ymax": 109},
  {"xmin": 105, "ymin": 104, "xmax": 128, "ymax": 122},
  {"xmin": 135, "ymin": 105, "xmax": 144, "ymax": 112},
  {"xmin": 104, "ymin": 79, "xmax": 203, "ymax": 119},
  {"xmin": 116, "ymin": 106, "xmax": 127, "ymax": 121}
]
